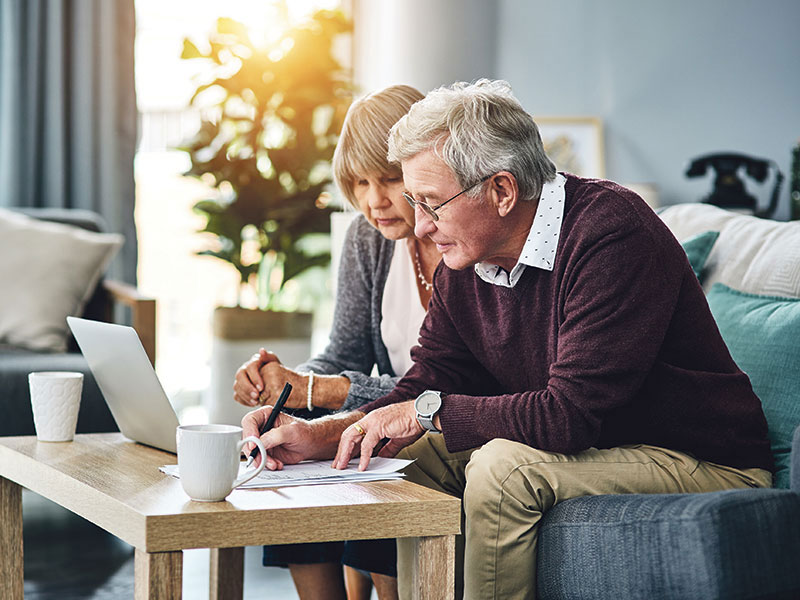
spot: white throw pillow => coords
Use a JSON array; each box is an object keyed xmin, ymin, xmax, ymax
[
  {"xmin": 659, "ymin": 203, "xmax": 800, "ymax": 299},
  {"xmin": 0, "ymin": 208, "xmax": 124, "ymax": 352}
]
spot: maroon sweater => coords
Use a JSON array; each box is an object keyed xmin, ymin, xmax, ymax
[{"xmin": 362, "ymin": 175, "xmax": 773, "ymax": 471}]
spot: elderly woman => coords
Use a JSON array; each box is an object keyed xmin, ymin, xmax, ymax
[{"xmin": 233, "ymin": 85, "xmax": 439, "ymax": 600}]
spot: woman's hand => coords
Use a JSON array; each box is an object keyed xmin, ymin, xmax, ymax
[
  {"xmin": 260, "ymin": 364, "xmax": 354, "ymax": 411},
  {"xmin": 233, "ymin": 348, "xmax": 279, "ymax": 407},
  {"xmin": 257, "ymin": 362, "xmax": 314, "ymax": 410},
  {"xmin": 233, "ymin": 348, "xmax": 352, "ymax": 410}
]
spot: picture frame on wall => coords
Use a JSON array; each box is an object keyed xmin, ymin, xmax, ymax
[{"xmin": 535, "ymin": 116, "xmax": 605, "ymax": 178}]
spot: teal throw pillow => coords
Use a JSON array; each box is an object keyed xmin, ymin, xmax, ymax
[
  {"xmin": 707, "ymin": 283, "xmax": 800, "ymax": 488},
  {"xmin": 681, "ymin": 230, "xmax": 719, "ymax": 280}
]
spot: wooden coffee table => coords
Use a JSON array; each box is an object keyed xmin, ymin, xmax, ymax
[{"xmin": 0, "ymin": 433, "xmax": 461, "ymax": 599}]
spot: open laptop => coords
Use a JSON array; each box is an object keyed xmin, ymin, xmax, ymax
[{"xmin": 67, "ymin": 316, "xmax": 180, "ymax": 453}]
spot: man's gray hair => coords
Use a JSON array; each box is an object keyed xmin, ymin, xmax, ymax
[{"xmin": 388, "ymin": 79, "xmax": 557, "ymax": 202}]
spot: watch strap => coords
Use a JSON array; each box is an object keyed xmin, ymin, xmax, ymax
[{"xmin": 417, "ymin": 413, "xmax": 440, "ymax": 433}]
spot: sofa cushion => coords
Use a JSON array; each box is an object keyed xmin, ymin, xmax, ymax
[
  {"xmin": 0, "ymin": 208, "xmax": 123, "ymax": 352},
  {"xmin": 680, "ymin": 230, "xmax": 719, "ymax": 280},
  {"xmin": 707, "ymin": 283, "xmax": 800, "ymax": 489},
  {"xmin": 537, "ymin": 489, "xmax": 800, "ymax": 600},
  {"xmin": 659, "ymin": 203, "xmax": 800, "ymax": 298}
]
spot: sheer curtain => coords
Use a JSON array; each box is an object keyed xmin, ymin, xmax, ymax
[{"xmin": 0, "ymin": 0, "xmax": 138, "ymax": 283}]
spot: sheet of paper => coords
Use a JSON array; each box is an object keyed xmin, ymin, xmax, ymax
[{"xmin": 160, "ymin": 456, "xmax": 412, "ymax": 489}]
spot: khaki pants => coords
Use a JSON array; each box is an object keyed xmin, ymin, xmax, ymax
[{"xmin": 396, "ymin": 435, "xmax": 771, "ymax": 600}]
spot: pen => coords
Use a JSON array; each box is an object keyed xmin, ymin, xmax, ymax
[{"xmin": 246, "ymin": 382, "xmax": 292, "ymax": 467}]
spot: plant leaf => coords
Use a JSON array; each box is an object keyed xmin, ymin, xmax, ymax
[
  {"xmin": 180, "ymin": 38, "xmax": 205, "ymax": 59},
  {"xmin": 217, "ymin": 17, "xmax": 249, "ymax": 39},
  {"xmin": 178, "ymin": 9, "xmax": 354, "ymax": 303}
]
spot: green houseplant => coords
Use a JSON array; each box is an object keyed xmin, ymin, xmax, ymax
[
  {"xmin": 179, "ymin": 10, "xmax": 352, "ymax": 425},
  {"xmin": 180, "ymin": 10, "xmax": 352, "ymax": 311}
]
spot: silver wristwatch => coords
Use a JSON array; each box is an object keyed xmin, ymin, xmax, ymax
[{"xmin": 414, "ymin": 390, "xmax": 443, "ymax": 434}]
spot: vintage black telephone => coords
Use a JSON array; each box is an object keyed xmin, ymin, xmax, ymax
[{"xmin": 685, "ymin": 152, "xmax": 784, "ymax": 218}]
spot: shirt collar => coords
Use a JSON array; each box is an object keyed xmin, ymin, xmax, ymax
[{"xmin": 474, "ymin": 173, "xmax": 567, "ymax": 288}]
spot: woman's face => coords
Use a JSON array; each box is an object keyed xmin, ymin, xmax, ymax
[{"xmin": 352, "ymin": 171, "xmax": 416, "ymax": 240}]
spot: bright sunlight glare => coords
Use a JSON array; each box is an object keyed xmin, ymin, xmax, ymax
[
  {"xmin": 133, "ymin": 0, "xmax": 343, "ymax": 420},
  {"xmin": 135, "ymin": 0, "xmax": 341, "ymax": 111}
]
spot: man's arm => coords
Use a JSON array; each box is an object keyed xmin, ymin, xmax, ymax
[
  {"xmin": 333, "ymin": 269, "xmax": 495, "ymax": 470},
  {"xmin": 358, "ymin": 269, "xmax": 500, "ymax": 414},
  {"xmin": 242, "ymin": 406, "xmax": 365, "ymax": 470},
  {"xmin": 332, "ymin": 400, "xmax": 426, "ymax": 471}
]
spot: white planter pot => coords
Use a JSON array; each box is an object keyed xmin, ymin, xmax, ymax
[{"xmin": 206, "ymin": 307, "xmax": 312, "ymax": 426}]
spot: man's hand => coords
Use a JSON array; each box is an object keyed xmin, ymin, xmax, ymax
[
  {"xmin": 332, "ymin": 400, "xmax": 424, "ymax": 472},
  {"xmin": 233, "ymin": 348, "xmax": 279, "ymax": 407},
  {"xmin": 241, "ymin": 406, "xmax": 313, "ymax": 470}
]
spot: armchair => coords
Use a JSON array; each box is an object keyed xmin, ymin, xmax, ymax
[
  {"xmin": 0, "ymin": 208, "xmax": 156, "ymax": 437},
  {"xmin": 538, "ymin": 428, "xmax": 800, "ymax": 599}
]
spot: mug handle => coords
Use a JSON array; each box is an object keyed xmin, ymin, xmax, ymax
[{"xmin": 234, "ymin": 436, "xmax": 267, "ymax": 488}]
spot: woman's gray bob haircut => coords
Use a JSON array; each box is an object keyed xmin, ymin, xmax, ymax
[{"xmin": 387, "ymin": 79, "xmax": 556, "ymax": 202}]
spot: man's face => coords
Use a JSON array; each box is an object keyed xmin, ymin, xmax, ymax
[{"xmin": 402, "ymin": 149, "xmax": 504, "ymax": 271}]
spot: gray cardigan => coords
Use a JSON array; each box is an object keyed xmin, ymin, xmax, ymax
[{"xmin": 297, "ymin": 215, "xmax": 401, "ymax": 412}]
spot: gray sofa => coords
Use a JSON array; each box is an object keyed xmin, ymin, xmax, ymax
[
  {"xmin": 536, "ymin": 204, "xmax": 800, "ymax": 599},
  {"xmin": 0, "ymin": 208, "xmax": 156, "ymax": 437}
]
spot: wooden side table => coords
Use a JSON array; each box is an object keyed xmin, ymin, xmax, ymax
[{"xmin": 0, "ymin": 434, "xmax": 461, "ymax": 599}]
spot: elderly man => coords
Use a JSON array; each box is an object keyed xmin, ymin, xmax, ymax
[{"xmin": 244, "ymin": 79, "xmax": 773, "ymax": 599}]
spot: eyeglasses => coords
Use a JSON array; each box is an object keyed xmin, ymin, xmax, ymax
[{"xmin": 403, "ymin": 175, "xmax": 492, "ymax": 221}]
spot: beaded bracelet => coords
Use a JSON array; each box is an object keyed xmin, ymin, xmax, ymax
[{"xmin": 306, "ymin": 371, "xmax": 315, "ymax": 412}]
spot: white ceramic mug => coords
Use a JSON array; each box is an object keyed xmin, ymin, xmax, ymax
[
  {"xmin": 29, "ymin": 371, "xmax": 84, "ymax": 442},
  {"xmin": 176, "ymin": 424, "xmax": 266, "ymax": 502}
]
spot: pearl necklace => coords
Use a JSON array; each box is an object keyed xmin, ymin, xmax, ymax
[{"xmin": 414, "ymin": 244, "xmax": 433, "ymax": 292}]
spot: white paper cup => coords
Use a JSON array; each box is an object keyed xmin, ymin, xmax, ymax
[
  {"xmin": 176, "ymin": 424, "xmax": 266, "ymax": 502},
  {"xmin": 29, "ymin": 371, "xmax": 84, "ymax": 442}
]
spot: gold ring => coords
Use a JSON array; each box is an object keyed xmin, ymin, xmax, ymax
[{"xmin": 352, "ymin": 422, "xmax": 366, "ymax": 436}]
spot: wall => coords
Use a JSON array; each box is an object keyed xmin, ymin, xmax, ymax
[
  {"xmin": 496, "ymin": 0, "xmax": 800, "ymax": 217},
  {"xmin": 352, "ymin": 0, "xmax": 497, "ymax": 95}
]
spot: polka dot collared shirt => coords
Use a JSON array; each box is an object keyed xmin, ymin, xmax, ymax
[{"xmin": 475, "ymin": 173, "xmax": 567, "ymax": 288}]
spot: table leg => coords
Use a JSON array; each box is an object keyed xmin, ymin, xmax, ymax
[
  {"xmin": 210, "ymin": 547, "xmax": 244, "ymax": 600},
  {"xmin": 411, "ymin": 534, "xmax": 456, "ymax": 600},
  {"xmin": 0, "ymin": 477, "xmax": 23, "ymax": 599},
  {"xmin": 134, "ymin": 548, "xmax": 183, "ymax": 599}
]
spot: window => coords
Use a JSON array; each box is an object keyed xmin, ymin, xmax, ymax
[{"xmin": 134, "ymin": 0, "xmax": 344, "ymax": 421}]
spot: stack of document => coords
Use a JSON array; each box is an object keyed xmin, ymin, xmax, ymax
[{"xmin": 160, "ymin": 456, "xmax": 412, "ymax": 489}]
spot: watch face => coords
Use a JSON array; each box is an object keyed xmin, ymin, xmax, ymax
[{"xmin": 415, "ymin": 390, "xmax": 442, "ymax": 416}]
